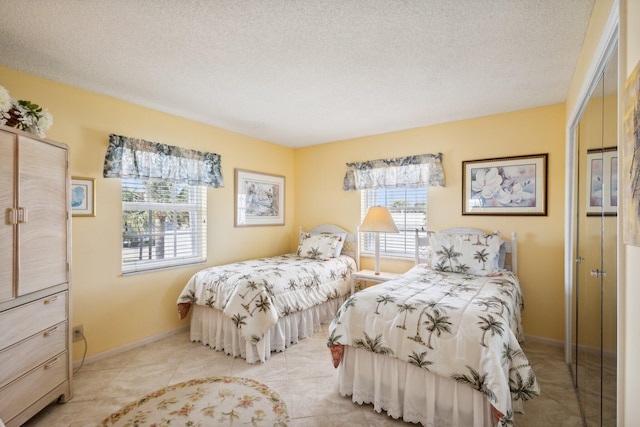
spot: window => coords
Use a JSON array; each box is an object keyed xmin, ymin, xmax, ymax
[
  {"xmin": 121, "ymin": 179, "xmax": 206, "ymax": 274},
  {"xmin": 361, "ymin": 187, "xmax": 427, "ymax": 258}
]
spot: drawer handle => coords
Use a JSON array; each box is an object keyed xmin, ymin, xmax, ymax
[
  {"xmin": 44, "ymin": 326, "xmax": 59, "ymax": 337},
  {"xmin": 44, "ymin": 357, "xmax": 60, "ymax": 369},
  {"xmin": 18, "ymin": 206, "xmax": 28, "ymax": 223},
  {"xmin": 6, "ymin": 208, "xmax": 18, "ymax": 225},
  {"xmin": 43, "ymin": 296, "xmax": 58, "ymax": 304}
]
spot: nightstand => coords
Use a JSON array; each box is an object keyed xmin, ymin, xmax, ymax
[{"xmin": 351, "ymin": 269, "xmax": 402, "ymax": 294}]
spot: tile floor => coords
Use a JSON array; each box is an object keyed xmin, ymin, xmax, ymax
[{"xmin": 23, "ymin": 325, "xmax": 583, "ymax": 427}]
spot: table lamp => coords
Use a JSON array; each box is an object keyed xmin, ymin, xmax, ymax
[{"xmin": 360, "ymin": 206, "xmax": 399, "ymax": 275}]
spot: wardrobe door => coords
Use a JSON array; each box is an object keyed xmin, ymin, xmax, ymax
[
  {"xmin": 575, "ymin": 71, "xmax": 604, "ymax": 426},
  {"xmin": 17, "ymin": 135, "xmax": 69, "ymax": 296},
  {"xmin": 0, "ymin": 130, "xmax": 16, "ymax": 302},
  {"xmin": 600, "ymin": 45, "xmax": 617, "ymax": 427},
  {"xmin": 572, "ymin": 43, "xmax": 617, "ymax": 427}
]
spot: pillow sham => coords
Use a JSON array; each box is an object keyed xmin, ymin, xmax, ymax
[
  {"xmin": 305, "ymin": 230, "xmax": 347, "ymax": 257},
  {"xmin": 324, "ymin": 232, "xmax": 347, "ymax": 257},
  {"xmin": 430, "ymin": 231, "xmax": 502, "ymax": 276},
  {"xmin": 297, "ymin": 232, "xmax": 341, "ymax": 260}
]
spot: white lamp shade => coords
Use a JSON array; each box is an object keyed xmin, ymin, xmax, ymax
[{"xmin": 360, "ymin": 206, "xmax": 399, "ymax": 233}]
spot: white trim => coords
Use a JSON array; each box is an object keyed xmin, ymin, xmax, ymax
[
  {"xmin": 564, "ymin": 1, "xmax": 619, "ymax": 365},
  {"xmin": 73, "ymin": 325, "xmax": 189, "ymax": 369},
  {"xmin": 617, "ymin": 3, "xmax": 626, "ymax": 425}
]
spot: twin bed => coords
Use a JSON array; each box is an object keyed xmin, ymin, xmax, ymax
[
  {"xmin": 176, "ymin": 225, "xmax": 358, "ymax": 363},
  {"xmin": 328, "ymin": 227, "xmax": 539, "ymax": 426},
  {"xmin": 176, "ymin": 225, "xmax": 538, "ymax": 426}
]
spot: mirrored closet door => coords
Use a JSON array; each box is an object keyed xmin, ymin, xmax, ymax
[{"xmin": 570, "ymin": 43, "xmax": 618, "ymax": 427}]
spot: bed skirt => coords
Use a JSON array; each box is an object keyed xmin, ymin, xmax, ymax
[
  {"xmin": 190, "ymin": 295, "xmax": 347, "ymax": 364},
  {"xmin": 338, "ymin": 346, "xmax": 495, "ymax": 427}
]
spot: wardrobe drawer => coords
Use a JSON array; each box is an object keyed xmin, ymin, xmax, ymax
[
  {"xmin": 0, "ymin": 291, "xmax": 67, "ymax": 349},
  {"xmin": 0, "ymin": 321, "xmax": 67, "ymax": 388},
  {"xmin": 0, "ymin": 352, "xmax": 68, "ymax": 423}
]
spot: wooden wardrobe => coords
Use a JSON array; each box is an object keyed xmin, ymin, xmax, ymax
[{"xmin": 0, "ymin": 125, "xmax": 72, "ymax": 426}]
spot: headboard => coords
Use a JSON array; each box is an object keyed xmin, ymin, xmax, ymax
[
  {"xmin": 301, "ymin": 224, "xmax": 360, "ymax": 270},
  {"xmin": 414, "ymin": 227, "xmax": 517, "ymax": 274}
]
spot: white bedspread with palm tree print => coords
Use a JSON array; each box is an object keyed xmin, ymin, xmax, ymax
[
  {"xmin": 328, "ymin": 264, "xmax": 539, "ymax": 424},
  {"xmin": 177, "ymin": 254, "xmax": 355, "ymax": 344}
]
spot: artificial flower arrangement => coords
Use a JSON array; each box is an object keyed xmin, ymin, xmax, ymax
[{"xmin": 0, "ymin": 84, "xmax": 53, "ymax": 138}]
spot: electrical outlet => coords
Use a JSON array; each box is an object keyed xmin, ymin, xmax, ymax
[{"xmin": 72, "ymin": 325, "xmax": 84, "ymax": 342}]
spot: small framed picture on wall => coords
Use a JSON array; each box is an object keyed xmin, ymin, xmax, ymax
[
  {"xmin": 234, "ymin": 169, "xmax": 284, "ymax": 227},
  {"xmin": 71, "ymin": 177, "xmax": 96, "ymax": 217},
  {"xmin": 585, "ymin": 147, "xmax": 618, "ymax": 216}
]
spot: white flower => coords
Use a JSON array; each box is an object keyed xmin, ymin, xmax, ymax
[
  {"xmin": 36, "ymin": 110, "xmax": 53, "ymax": 134},
  {"xmin": 3, "ymin": 98, "xmax": 54, "ymax": 137},
  {"xmin": 508, "ymin": 182, "xmax": 535, "ymax": 204},
  {"xmin": 0, "ymin": 85, "xmax": 11, "ymax": 113},
  {"xmin": 494, "ymin": 187, "xmax": 513, "ymax": 205},
  {"xmin": 471, "ymin": 168, "xmax": 503, "ymax": 200},
  {"xmin": 0, "ymin": 111, "xmax": 9, "ymax": 126}
]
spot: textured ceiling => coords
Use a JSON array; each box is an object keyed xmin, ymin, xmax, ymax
[{"xmin": 0, "ymin": 1, "xmax": 594, "ymax": 147}]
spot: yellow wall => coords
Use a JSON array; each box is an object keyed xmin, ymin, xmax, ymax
[
  {"xmin": 1, "ymin": 71, "xmax": 567, "ymax": 357},
  {"xmin": 0, "ymin": 66, "xmax": 296, "ymax": 358},
  {"xmin": 565, "ymin": 0, "xmax": 616, "ymax": 117},
  {"xmin": 295, "ymin": 104, "xmax": 567, "ymax": 341}
]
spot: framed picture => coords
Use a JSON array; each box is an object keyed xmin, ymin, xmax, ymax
[
  {"xmin": 234, "ymin": 169, "xmax": 285, "ymax": 227},
  {"xmin": 462, "ymin": 153, "xmax": 548, "ymax": 216},
  {"xmin": 586, "ymin": 147, "xmax": 618, "ymax": 216},
  {"xmin": 623, "ymin": 59, "xmax": 640, "ymax": 245},
  {"xmin": 71, "ymin": 177, "xmax": 96, "ymax": 217}
]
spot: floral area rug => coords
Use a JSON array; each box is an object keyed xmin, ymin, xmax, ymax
[{"xmin": 99, "ymin": 376, "xmax": 289, "ymax": 426}]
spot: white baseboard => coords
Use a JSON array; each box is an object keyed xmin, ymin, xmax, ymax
[{"xmin": 73, "ymin": 325, "xmax": 189, "ymax": 369}]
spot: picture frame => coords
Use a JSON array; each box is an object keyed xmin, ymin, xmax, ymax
[
  {"xmin": 586, "ymin": 147, "xmax": 618, "ymax": 216},
  {"xmin": 71, "ymin": 177, "xmax": 96, "ymax": 217},
  {"xmin": 623, "ymin": 59, "xmax": 640, "ymax": 245},
  {"xmin": 462, "ymin": 153, "xmax": 548, "ymax": 216},
  {"xmin": 234, "ymin": 169, "xmax": 285, "ymax": 227}
]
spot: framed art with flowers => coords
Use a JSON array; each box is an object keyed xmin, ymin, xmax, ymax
[{"xmin": 462, "ymin": 153, "xmax": 548, "ymax": 216}]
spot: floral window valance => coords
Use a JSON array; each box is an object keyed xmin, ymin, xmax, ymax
[
  {"xmin": 103, "ymin": 134, "xmax": 224, "ymax": 188},
  {"xmin": 343, "ymin": 153, "xmax": 444, "ymax": 191}
]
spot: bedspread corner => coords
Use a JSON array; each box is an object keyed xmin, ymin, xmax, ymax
[
  {"xmin": 177, "ymin": 302, "xmax": 192, "ymax": 320},
  {"xmin": 329, "ymin": 344, "xmax": 344, "ymax": 368}
]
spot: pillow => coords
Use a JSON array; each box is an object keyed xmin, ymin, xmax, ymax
[
  {"xmin": 297, "ymin": 232, "xmax": 341, "ymax": 260},
  {"xmin": 323, "ymin": 232, "xmax": 347, "ymax": 257},
  {"xmin": 429, "ymin": 231, "xmax": 502, "ymax": 276},
  {"xmin": 304, "ymin": 230, "xmax": 347, "ymax": 257}
]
